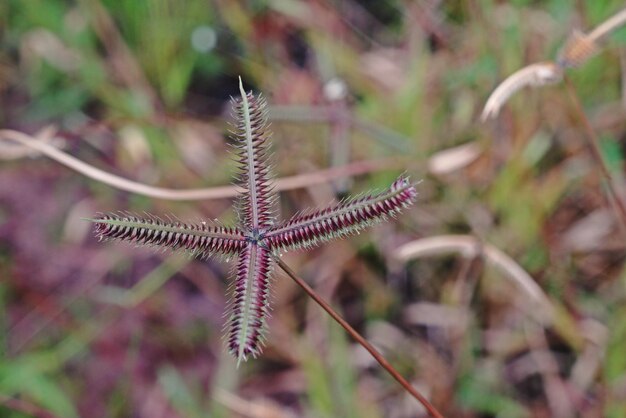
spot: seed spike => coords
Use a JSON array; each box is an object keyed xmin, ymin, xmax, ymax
[
  {"xmin": 263, "ymin": 175, "xmax": 417, "ymax": 253},
  {"xmin": 89, "ymin": 213, "xmax": 245, "ymax": 258},
  {"xmin": 92, "ymin": 80, "xmax": 417, "ymax": 364}
]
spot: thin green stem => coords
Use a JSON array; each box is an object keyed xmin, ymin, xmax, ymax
[{"xmin": 276, "ymin": 258, "xmax": 445, "ymax": 418}]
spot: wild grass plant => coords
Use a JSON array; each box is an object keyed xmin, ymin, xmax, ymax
[{"xmin": 1, "ymin": 2, "xmax": 626, "ymax": 417}]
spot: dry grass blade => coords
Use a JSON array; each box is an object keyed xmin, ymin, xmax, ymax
[
  {"xmin": 0, "ymin": 126, "xmax": 63, "ymax": 160},
  {"xmin": 588, "ymin": 8, "xmax": 626, "ymax": 43},
  {"xmin": 485, "ymin": 8, "xmax": 626, "ymax": 118},
  {"xmin": 394, "ymin": 235, "xmax": 554, "ymax": 323},
  {"xmin": 0, "ymin": 129, "xmax": 237, "ymax": 201},
  {"xmin": 481, "ymin": 62, "xmax": 563, "ymax": 121},
  {"xmin": 0, "ymin": 129, "xmax": 401, "ymax": 201},
  {"xmin": 427, "ymin": 142, "xmax": 481, "ymax": 175},
  {"xmin": 274, "ymin": 156, "xmax": 406, "ymax": 190}
]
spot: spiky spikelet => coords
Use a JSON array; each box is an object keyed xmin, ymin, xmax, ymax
[
  {"xmin": 232, "ymin": 79, "xmax": 276, "ymax": 231},
  {"xmin": 227, "ymin": 243, "xmax": 273, "ymax": 364},
  {"xmin": 91, "ymin": 212, "xmax": 245, "ymax": 258},
  {"xmin": 90, "ymin": 78, "xmax": 417, "ymax": 365},
  {"xmin": 264, "ymin": 176, "xmax": 417, "ymax": 252}
]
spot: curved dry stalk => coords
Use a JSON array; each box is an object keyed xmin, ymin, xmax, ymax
[
  {"xmin": 394, "ymin": 235, "xmax": 554, "ymax": 323},
  {"xmin": 0, "ymin": 129, "xmax": 237, "ymax": 201},
  {"xmin": 0, "ymin": 126, "xmax": 63, "ymax": 160},
  {"xmin": 275, "ymin": 258, "xmax": 445, "ymax": 418},
  {"xmin": 0, "ymin": 129, "xmax": 402, "ymax": 201},
  {"xmin": 588, "ymin": 8, "xmax": 626, "ymax": 43},
  {"xmin": 485, "ymin": 8, "xmax": 626, "ymax": 118},
  {"xmin": 481, "ymin": 62, "xmax": 563, "ymax": 121},
  {"xmin": 427, "ymin": 142, "xmax": 481, "ymax": 175},
  {"xmin": 275, "ymin": 156, "xmax": 406, "ymax": 189}
]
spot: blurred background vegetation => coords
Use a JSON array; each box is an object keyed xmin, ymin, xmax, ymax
[{"xmin": 1, "ymin": 1, "xmax": 626, "ymax": 417}]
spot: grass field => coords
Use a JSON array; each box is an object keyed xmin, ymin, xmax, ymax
[{"xmin": 1, "ymin": 1, "xmax": 626, "ymax": 417}]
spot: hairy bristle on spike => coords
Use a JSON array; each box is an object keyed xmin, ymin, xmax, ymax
[
  {"xmin": 91, "ymin": 213, "xmax": 246, "ymax": 258},
  {"xmin": 232, "ymin": 83, "xmax": 276, "ymax": 231},
  {"xmin": 227, "ymin": 242, "xmax": 273, "ymax": 364},
  {"xmin": 263, "ymin": 175, "xmax": 417, "ymax": 252}
]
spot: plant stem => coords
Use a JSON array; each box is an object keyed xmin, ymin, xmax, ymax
[
  {"xmin": 276, "ymin": 258, "xmax": 445, "ymax": 418},
  {"xmin": 0, "ymin": 129, "xmax": 405, "ymax": 202},
  {"xmin": 563, "ymin": 76, "xmax": 626, "ymax": 231}
]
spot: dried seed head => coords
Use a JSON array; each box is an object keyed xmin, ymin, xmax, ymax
[
  {"xmin": 558, "ymin": 30, "xmax": 599, "ymax": 68},
  {"xmin": 483, "ymin": 8, "xmax": 626, "ymax": 122},
  {"xmin": 481, "ymin": 61, "xmax": 563, "ymax": 121}
]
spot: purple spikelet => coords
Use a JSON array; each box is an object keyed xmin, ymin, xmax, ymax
[
  {"xmin": 264, "ymin": 176, "xmax": 417, "ymax": 252},
  {"xmin": 89, "ymin": 78, "xmax": 417, "ymax": 365},
  {"xmin": 232, "ymin": 79, "xmax": 276, "ymax": 231},
  {"xmin": 227, "ymin": 243, "xmax": 273, "ymax": 363},
  {"xmin": 91, "ymin": 212, "xmax": 246, "ymax": 258}
]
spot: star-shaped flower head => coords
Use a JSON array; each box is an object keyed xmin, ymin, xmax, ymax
[{"xmin": 90, "ymin": 78, "xmax": 418, "ymax": 364}]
